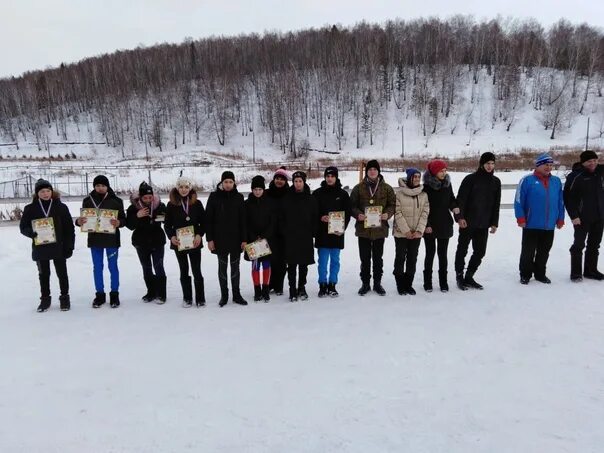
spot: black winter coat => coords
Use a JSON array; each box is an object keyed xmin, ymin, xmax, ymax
[
  {"xmin": 20, "ymin": 194, "xmax": 75, "ymax": 261},
  {"xmin": 456, "ymin": 168, "xmax": 502, "ymax": 229},
  {"xmin": 164, "ymin": 189, "xmax": 206, "ymax": 253},
  {"xmin": 205, "ymin": 184, "xmax": 247, "ymax": 255},
  {"xmin": 423, "ymin": 172, "xmax": 458, "ymax": 239},
  {"xmin": 265, "ymin": 181, "xmax": 289, "ymax": 240},
  {"xmin": 564, "ymin": 162, "xmax": 604, "ymax": 224},
  {"xmin": 282, "ymin": 184, "xmax": 318, "ymax": 265},
  {"xmin": 125, "ymin": 194, "xmax": 167, "ymax": 249},
  {"xmin": 78, "ymin": 189, "xmax": 126, "ymax": 248},
  {"xmin": 312, "ymin": 180, "xmax": 351, "ymax": 249},
  {"xmin": 245, "ymin": 193, "xmax": 274, "ymax": 243}
]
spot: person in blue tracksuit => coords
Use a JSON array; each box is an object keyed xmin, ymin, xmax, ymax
[{"xmin": 514, "ymin": 154, "xmax": 565, "ymax": 284}]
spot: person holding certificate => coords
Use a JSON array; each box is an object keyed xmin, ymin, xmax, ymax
[
  {"xmin": 393, "ymin": 169, "xmax": 430, "ymax": 296},
  {"xmin": 206, "ymin": 171, "xmax": 248, "ymax": 307},
  {"xmin": 282, "ymin": 171, "xmax": 318, "ymax": 302},
  {"xmin": 350, "ymin": 160, "xmax": 396, "ymax": 296},
  {"xmin": 312, "ymin": 166, "xmax": 351, "ymax": 298},
  {"xmin": 20, "ymin": 179, "xmax": 75, "ymax": 312},
  {"xmin": 164, "ymin": 176, "xmax": 206, "ymax": 307},
  {"xmin": 126, "ymin": 182, "xmax": 168, "ymax": 304},
  {"xmin": 75, "ymin": 175, "xmax": 126, "ymax": 308},
  {"xmin": 245, "ymin": 175, "xmax": 275, "ymax": 302},
  {"xmin": 422, "ymin": 160, "xmax": 460, "ymax": 293}
]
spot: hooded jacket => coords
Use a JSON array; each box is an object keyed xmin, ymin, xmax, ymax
[
  {"xmin": 514, "ymin": 171, "xmax": 564, "ymax": 230},
  {"xmin": 205, "ymin": 182, "xmax": 247, "ymax": 255},
  {"xmin": 164, "ymin": 189, "xmax": 206, "ymax": 252},
  {"xmin": 456, "ymin": 167, "xmax": 502, "ymax": 229},
  {"xmin": 393, "ymin": 178, "xmax": 430, "ymax": 238},
  {"xmin": 312, "ymin": 179, "xmax": 351, "ymax": 249},
  {"xmin": 79, "ymin": 188, "xmax": 126, "ymax": 248},
  {"xmin": 282, "ymin": 184, "xmax": 318, "ymax": 265},
  {"xmin": 350, "ymin": 174, "xmax": 396, "ymax": 240},
  {"xmin": 422, "ymin": 171, "xmax": 458, "ymax": 238},
  {"xmin": 125, "ymin": 193, "xmax": 167, "ymax": 248},
  {"xmin": 563, "ymin": 162, "xmax": 604, "ymax": 223}
]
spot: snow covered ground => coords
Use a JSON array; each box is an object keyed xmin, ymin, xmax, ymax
[{"xmin": 1, "ymin": 207, "xmax": 603, "ymax": 452}]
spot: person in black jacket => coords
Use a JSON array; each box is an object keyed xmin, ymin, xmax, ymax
[
  {"xmin": 282, "ymin": 171, "xmax": 318, "ymax": 301},
  {"xmin": 244, "ymin": 175, "xmax": 274, "ymax": 302},
  {"xmin": 422, "ymin": 160, "xmax": 460, "ymax": 293},
  {"xmin": 75, "ymin": 175, "xmax": 126, "ymax": 308},
  {"xmin": 126, "ymin": 181, "xmax": 168, "ymax": 303},
  {"xmin": 454, "ymin": 152, "xmax": 501, "ymax": 290},
  {"xmin": 164, "ymin": 176, "xmax": 206, "ymax": 307},
  {"xmin": 564, "ymin": 150, "xmax": 604, "ymax": 281},
  {"xmin": 20, "ymin": 179, "xmax": 75, "ymax": 312},
  {"xmin": 265, "ymin": 167, "xmax": 289, "ymax": 295},
  {"xmin": 312, "ymin": 166, "xmax": 351, "ymax": 297},
  {"xmin": 206, "ymin": 171, "xmax": 248, "ymax": 307}
]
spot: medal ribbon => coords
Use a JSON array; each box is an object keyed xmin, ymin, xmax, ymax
[{"xmin": 38, "ymin": 199, "xmax": 53, "ymax": 218}]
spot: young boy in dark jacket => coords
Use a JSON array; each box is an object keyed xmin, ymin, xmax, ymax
[
  {"xmin": 206, "ymin": 171, "xmax": 248, "ymax": 306},
  {"xmin": 75, "ymin": 175, "xmax": 126, "ymax": 308},
  {"xmin": 126, "ymin": 181, "xmax": 168, "ymax": 303},
  {"xmin": 20, "ymin": 179, "xmax": 75, "ymax": 312},
  {"xmin": 265, "ymin": 167, "xmax": 289, "ymax": 295}
]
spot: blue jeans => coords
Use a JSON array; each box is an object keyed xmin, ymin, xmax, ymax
[
  {"xmin": 91, "ymin": 247, "xmax": 119, "ymax": 292},
  {"xmin": 317, "ymin": 248, "xmax": 341, "ymax": 284}
]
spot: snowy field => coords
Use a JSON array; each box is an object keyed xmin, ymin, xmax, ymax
[{"xmin": 1, "ymin": 207, "xmax": 603, "ymax": 452}]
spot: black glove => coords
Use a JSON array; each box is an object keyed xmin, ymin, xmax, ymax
[{"xmin": 64, "ymin": 249, "xmax": 73, "ymax": 259}]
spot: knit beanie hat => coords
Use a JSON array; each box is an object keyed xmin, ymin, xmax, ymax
[
  {"xmin": 365, "ymin": 160, "xmax": 381, "ymax": 175},
  {"xmin": 291, "ymin": 171, "xmax": 307, "ymax": 183},
  {"xmin": 427, "ymin": 159, "xmax": 447, "ymax": 176},
  {"xmin": 35, "ymin": 178, "xmax": 53, "ymax": 194},
  {"xmin": 93, "ymin": 174, "xmax": 110, "ymax": 188},
  {"xmin": 221, "ymin": 171, "xmax": 235, "ymax": 183},
  {"xmin": 479, "ymin": 152, "xmax": 496, "ymax": 166},
  {"xmin": 535, "ymin": 154, "xmax": 554, "ymax": 167},
  {"xmin": 324, "ymin": 166, "xmax": 339, "ymax": 178},
  {"xmin": 139, "ymin": 181, "xmax": 153, "ymax": 197},
  {"xmin": 176, "ymin": 176, "xmax": 192, "ymax": 188},
  {"xmin": 273, "ymin": 166, "xmax": 289, "ymax": 181},
  {"xmin": 580, "ymin": 150, "xmax": 598, "ymax": 163},
  {"xmin": 405, "ymin": 168, "xmax": 421, "ymax": 182},
  {"xmin": 251, "ymin": 175, "xmax": 266, "ymax": 190}
]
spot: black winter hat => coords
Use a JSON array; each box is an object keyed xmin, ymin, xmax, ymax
[
  {"xmin": 580, "ymin": 150, "xmax": 598, "ymax": 163},
  {"xmin": 324, "ymin": 166, "xmax": 339, "ymax": 178},
  {"xmin": 93, "ymin": 174, "xmax": 110, "ymax": 188},
  {"xmin": 35, "ymin": 178, "xmax": 53, "ymax": 194},
  {"xmin": 365, "ymin": 160, "xmax": 380, "ymax": 175},
  {"xmin": 479, "ymin": 152, "xmax": 496, "ymax": 166},
  {"xmin": 139, "ymin": 181, "xmax": 153, "ymax": 197},
  {"xmin": 251, "ymin": 175, "xmax": 266, "ymax": 190},
  {"xmin": 291, "ymin": 171, "xmax": 307, "ymax": 182},
  {"xmin": 221, "ymin": 171, "xmax": 235, "ymax": 182}
]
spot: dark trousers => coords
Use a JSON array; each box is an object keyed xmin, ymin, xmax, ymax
[
  {"xmin": 269, "ymin": 237, "xmax": 287, "ymax": 293},
  {"xmin": 288, "ymin": 264, "xmax": 308, "ymax": 290},
  {"xmin": 37, "ymin": 259, "xmax": 69, "ymax": 297},
  {"xmin": 136, "ymin": 246, "xmax": 166, "ymax": 279},
  {"xmin": 519, "ymin": 229, "xmax": 555, "ymax": 279},
  {"xmin": 424, "ymin": 236, "xmax": 449, "ymax": 272},
  {"xmin": 175, "ymin": 249, "xmax": 203, "ymax": 280},
  {"xmin": 570, "ymin": 221, "xmax": 604, "ymax": 275},
  {"xmin": 454, "ymin": 228, "xmax": 489, "ymax": 274},
  {"xmin": 393, "ymin": 237, "xmax": 421, "ymax": 281},
  {"xmin": 358, "ymin": 237, "xmax": 385, "ymax": 283},
  {"xmin": 218, "ymin": 252, "xmax": 242, "ymax": 295}
]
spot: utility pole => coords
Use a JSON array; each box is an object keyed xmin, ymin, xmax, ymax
[
  {"xmin": 400, "ymin": 124, "xmax": 405, "ymax": 158},
  {"xmin": 252, "ymin": 130, "xmax": 256, "ymax": 164},
  {"xmin": 585, "ymin": 117, "xmax": 590, "ymax": 151}
]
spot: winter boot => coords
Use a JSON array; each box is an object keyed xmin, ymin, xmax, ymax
[
  {"xmin": 298, "ymin": 285, "xmax": 309, "ymax": 301},
  {"xmin": 327, "ymin": 283, "xmax": 339, "ymax": 297},
  {"xmin": 231, "ymin": 279, "xmax": 248, "ymax": 306},
  {"xmin": 438, "ymin": 270, "xmax": 449, "ymax": 293},
  {"xmin": 423, "ymin": 270, "xmax": 433, "ymax": 293},
  {"xmin": 141, "ymin": 276, "xmax": 156, "ymax": 302},
  {"xmin": 318, "ymin": 283, "xmax": 328, "ymax": 298},
  {"xmin": 584, "ymin": 252, "xmax": 604, "ymax": 280},
  {"xmin": 405, "ymin": 275, "xmax": 417, "ymax": 296},
  {"xmin": 358, "ymin": 280, "xmax": 371, "ymax": 296},
  {"xmin": 254, "ymin": 285, "xmax": 263, "ymax": 302},
  {"xmin": 218, "ymin": 289, "xmax": 229, "ymax": 307},
  {"xmin": 92, "ymin": 292, "xmax": 106, "ymax": 308},
  {"xmin": 373, "ymin": 279, "xmax": 386, "ymax": 296},
  {"xmin": 155, "ymin": 276, "xmax": 167, "ymax": 304},
  {"xmin": 289, "ymin": 286, "xmax": 298, "ymax": 302},
  {"xmin": 109, "ymin": 291, "xmax": 120, "ymax": 308},
  {"xmin": 194, "ymin": 277, "xmax": 206, "ymax": 307},
  {"xmin": 37, "ymin": 296, "xmax": 51, "ymax": 313},
  {"xmin": 59, "ymin": 294, "xmax": 71, "ymax": 311},
  {"xmin": 180, "ymin": 276, "xmax": 193, "ymax": 307},
  {"xmin": 570, "ymin": 253, "xmax": 583, "ymax": 281},
  {"xmin": 456, "ymin": 271, "xmax": 468, "ymax": 291},
  {"xmin": 464, "ymin": 270, "xmax": 484, "ymax": 290},
  {"xmin": 395, "ymin": 275, "xmax": 406, "ymax": 295},
  {"xmin": 261, "ymin": 284, "xmax": 270, "ymax": 302}
]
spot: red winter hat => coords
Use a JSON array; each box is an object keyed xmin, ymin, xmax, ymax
[{"xmin": 427, "ymin": 159, "xmax": 447, "ymax": 176}]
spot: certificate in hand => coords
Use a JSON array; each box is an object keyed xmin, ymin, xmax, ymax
[
  {"xmin": 245, "ymin": 239, "xmax": 272, "ymax": 260},
  {"xmin": 328, "ymin": 211, "xmax": 346, "ymax": 235},
  {"xmin": 80, "ymin": 208, "xmax": 99, "ymax": 233},
  {"xmin": 364, "ymin": 206, "xmax": 383, "ymax": 228},
  {"xmin": 32, "ymin": 218, "xmax": 57, "ymax": 245},
  {"xmin": 176, "ymin": 226, "xmax": 196, "ymax": 251},
  {"xmin": 98, "ymin": 209, "xmax": 118, "ymax": 234}
]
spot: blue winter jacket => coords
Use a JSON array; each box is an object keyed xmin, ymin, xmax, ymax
[{"xmin": 514, "ymin": 173, "xmax": 565, "ymax": 230}]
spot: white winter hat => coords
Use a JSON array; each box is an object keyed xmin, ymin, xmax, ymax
[{"xmin": 176, "ymin": 176, "xmax": 193, "ymax": 188}]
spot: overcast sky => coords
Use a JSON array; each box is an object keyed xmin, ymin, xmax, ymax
[{"xmin": 2, "ymin": 0, "xmax": 603, "ymax": 78}]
